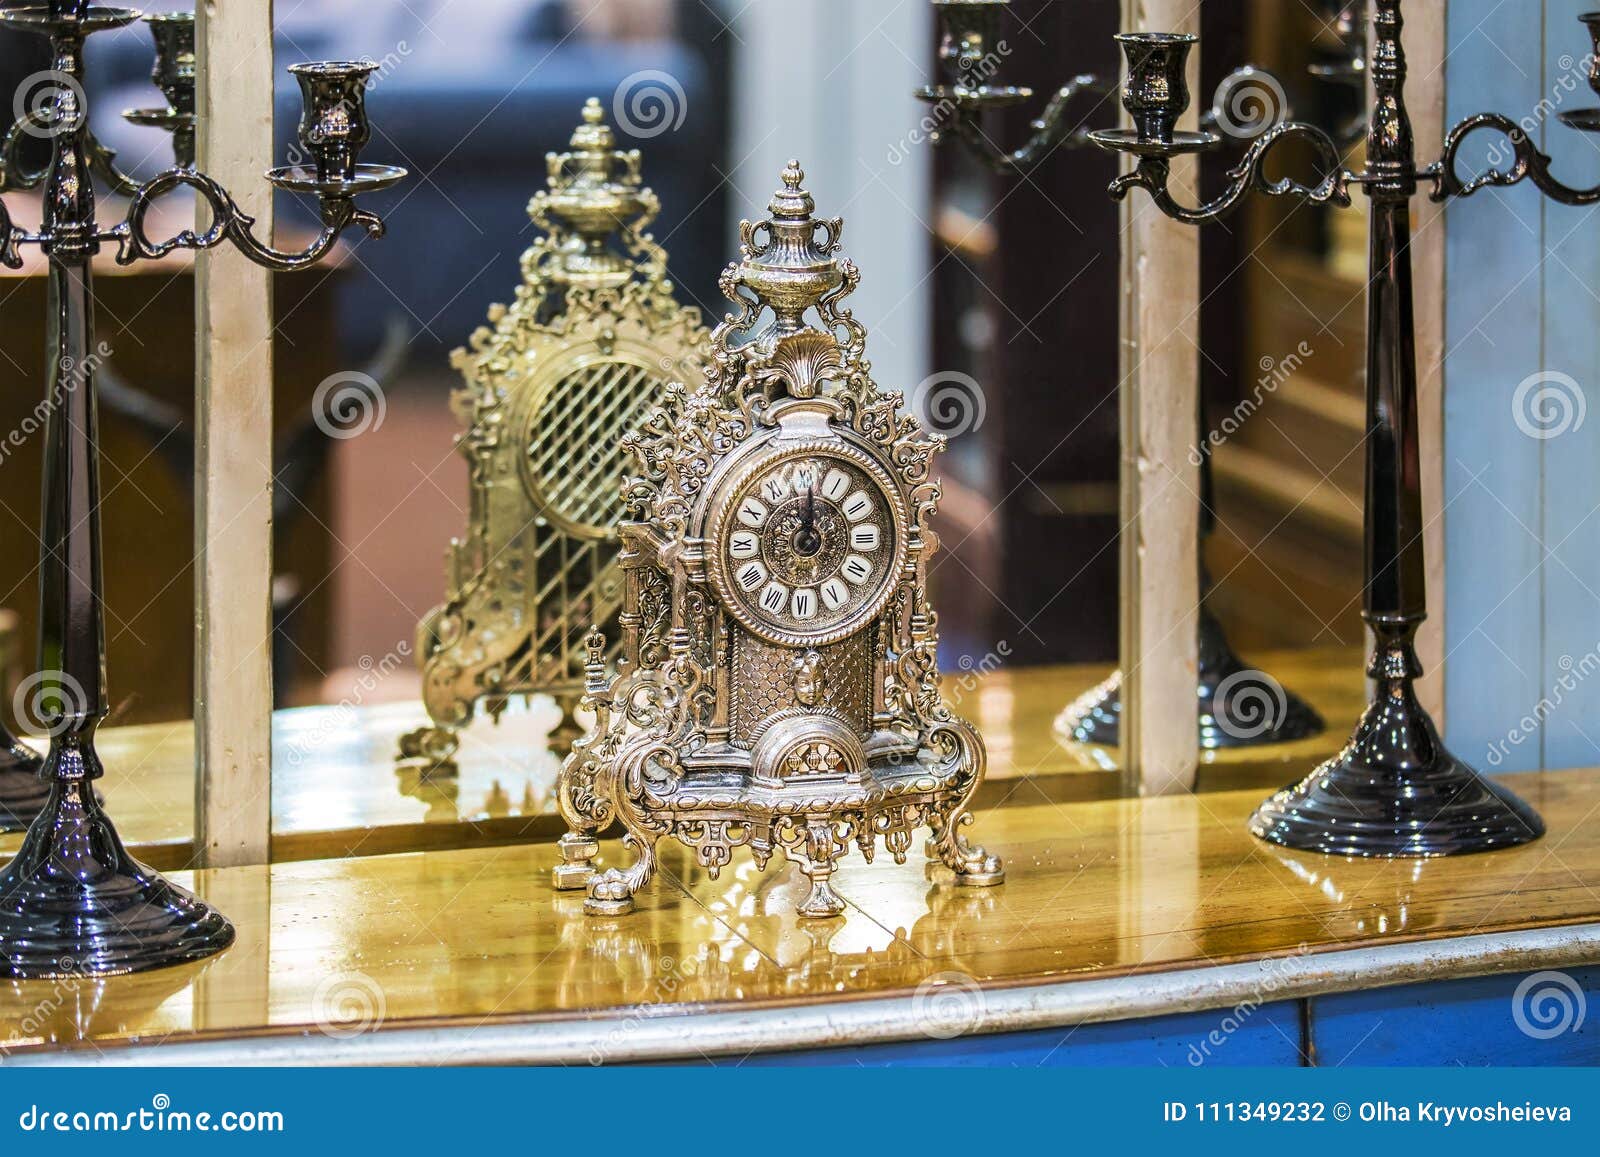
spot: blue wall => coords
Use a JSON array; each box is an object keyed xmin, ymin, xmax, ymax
[{"xmin": 1445, "ymin": 0, "xmax": 1600, "ymax": 771}]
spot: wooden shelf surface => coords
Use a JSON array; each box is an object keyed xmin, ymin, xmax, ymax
[
  {"xmin": 0, "ymin": 648, "xmax": 1367, "ymax": 869},
  {"xmin": 3, "ymin": 767, "xmax": 1596, "ymax": 1064}
]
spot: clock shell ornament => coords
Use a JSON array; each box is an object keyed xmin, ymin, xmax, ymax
[
  {"xmin": 398, "ymin": 100, "xmax": 706, "ymax": 766},
  {"xmin": 554, "ymin": 161, "xmax": 1005, "ymax": 917}
]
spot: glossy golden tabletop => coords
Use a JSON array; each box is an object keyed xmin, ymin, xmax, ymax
[
  {"xmin": 4, "ymin": 767, "xmax": 1595, "ymax": 1062},
  {"xmin": 0, "ymin": 648, "xmax": 1364, "ymax": 870}
]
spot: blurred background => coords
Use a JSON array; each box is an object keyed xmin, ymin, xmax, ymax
[{"xmin": 0, "ymin": 1, "xmax": 1365, "ymax": 783}]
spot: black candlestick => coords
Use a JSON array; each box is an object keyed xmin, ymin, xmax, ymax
[
  {"xmin": 0, "ymin": 3, "xmax": 404, "ymax": 979},
  {"xmin": 1082, "ymin": 0, "xmax": 1553, "ymax": 856},
  {"xmin": 919, "ymin": 0, "xmax": 1327, "ymax": 751}
]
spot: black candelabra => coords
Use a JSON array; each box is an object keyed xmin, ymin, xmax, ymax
[
  {"xmin": 1078, "ymin": 0, "xmax": 1568, "ymax": 856},
  {"xmin": 917, "ymin": 0, "xmax": 1327, "ymax": 751},
  {"xmin": 0, "ymin": 2, "xmax": 404, "ymax": 978}
]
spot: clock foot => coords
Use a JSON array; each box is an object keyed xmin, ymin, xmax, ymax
[
  {"xmin": 795, "ymin": 874, "xmax": 846, "ymax": 919},
  {"xmin": 396, "ymin": 723, "xmax": 459, "ymax": 765},
  {"xmin": 553, "ymin": 832, "xmax": 599, "ymax": 890},
  {"xmin": 583, "ymin": 869, "xmax": 636, "ymax": 916},
  {"xmin": 583, "ymin": 893, "xmax": 634, "ymax": 917},
  {"xmin": 953, "ymin": 863, "xmax": 1006, "ymax": 887},
  {"xmin": 580, "ymin": 827, "xmax": 658, "ymax": 917}
]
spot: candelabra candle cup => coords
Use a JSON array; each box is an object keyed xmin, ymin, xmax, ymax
[
  {"xmin": 934, "ymin": 0, "xmax": 1009, "ymax": 84},
  {"xmin": 1116, "ymin": 32, "xmax": 1197, "ymax": 148},
  {"xmin": 1579, "ymin": 13, "xmax": 1600, "ymax": 91},
  {"xmin": 146, "ymin": 12, "xmax": 195, "ymax": 116},
  {"xmin": 121, "ymin": 11, "xmax": 198, "ymax": 166},
  {"xmin": 290, "ymin": 61, "xmax": 379, "ymax": 184}
]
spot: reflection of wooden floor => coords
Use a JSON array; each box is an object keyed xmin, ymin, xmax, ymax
[
  {"xmin": 2, "ymin": 768, "xmax": 1587, "ymax": 1064},
  {"xmin": 0, "ymin": 648, "xmax": 1365, "ymax": 869}
]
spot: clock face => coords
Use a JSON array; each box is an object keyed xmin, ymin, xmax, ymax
[{"xmin": 713, "ymin": 448, "xmax": 905, "ymax": 646}]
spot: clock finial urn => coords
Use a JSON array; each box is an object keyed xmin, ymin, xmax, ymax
[{"xmin": 555, "ymin": 163, "xmax": 1005, "ymax": 918}]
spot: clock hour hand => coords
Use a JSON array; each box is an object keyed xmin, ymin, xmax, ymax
[{"xmin": 795, "ymin": 484, "xmax": 822, "ymax": 556}]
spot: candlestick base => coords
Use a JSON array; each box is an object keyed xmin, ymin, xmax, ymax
[
  {"xmin": 0, "ymin": 779, "xmax": 233, "ymax": 979},
  {"xmin": 1056, "ymin": 610, "xmax": 1324, "ymax": 750},
  {"xmin": 1250, "ymin": 686, "xmax": 1544, "ymax": 858}
]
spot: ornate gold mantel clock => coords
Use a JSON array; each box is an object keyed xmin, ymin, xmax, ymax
[
  {"xmin": 554, "ymin": 162, "xmax": 1005, "ymax": 918},
  {"xmin": 400, "ymin": 100, "xmax": 706, "ymax": 764}
]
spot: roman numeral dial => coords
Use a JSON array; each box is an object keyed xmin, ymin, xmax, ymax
[{"xmin": 716, "ymin": 451, "xmax": 904, "ymax": 645}]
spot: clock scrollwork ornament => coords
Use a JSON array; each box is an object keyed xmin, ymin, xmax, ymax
[
  {"xmin": 555, "ymin": 161, "xmax": 1005, "ymax": 918},
  {"xmin": 400, "ymin": 100, "xmax": 707, "ymax": 766}
]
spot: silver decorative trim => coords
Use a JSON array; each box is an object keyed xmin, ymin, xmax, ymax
[{"xmin": 11, "ymin": 923, "xmax": 1600, "ymax": 1066}]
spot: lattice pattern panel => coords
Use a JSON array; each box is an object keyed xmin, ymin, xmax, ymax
[
  {"xmin": 730, "ymin": 629, "xmax": 875, "ymax": 745},
  {"xmin": 525, "ymin": 358, "xmax": 661, "ymax": 535}
]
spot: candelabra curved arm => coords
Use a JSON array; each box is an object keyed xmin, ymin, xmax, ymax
[
  {"xmin": 0, "ymin": 197, "xmax": 32, "ymax": 269},
  {"xmin": 105, "ymin": 167, "xmax": 385, "ymax": 271},
  {"xmin": 1428, "ymin": 112, "xmax": 1600, "ymax": 207},
  {"xmin": 0, "ymin": 115, "xmax": 142, "ymax": 196},
  {"xmin": 1102, "ymin": 120, "xmax": 1352, "ymax": 225}
]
